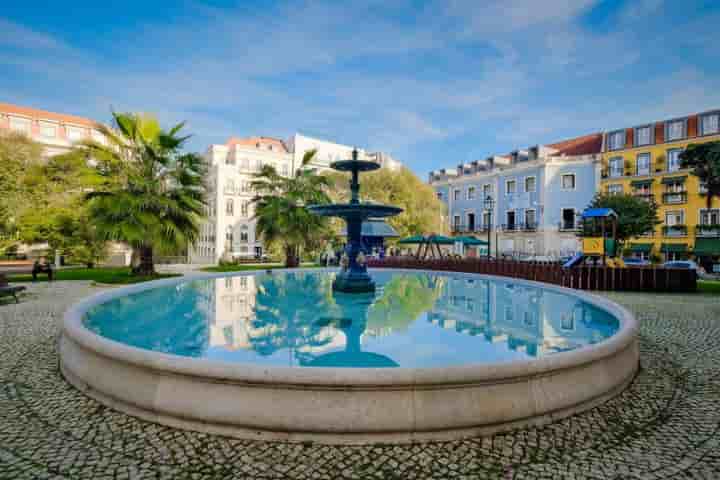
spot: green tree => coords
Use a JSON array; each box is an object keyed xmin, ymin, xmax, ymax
[
  {"xmin": 77, "ymin": 112, "xmax": 206, "ymax": 275},
  {"xmin": 327, "ymin": 166, "xmax": 447, "ymax": 238},
  {"xmin": 0, "ymin": 131, "xmax": 44, "ymax": 251},
  {"xmin": 250, "ymin": 149, "xmax": 332, "ymax": 267},
  {"xmin": 582, "ymin": 193, "xmax": 661, "ymax": 247},
  {"xmin": 680, "ymin": 141, "xmax": 720, "ymax": 208}
]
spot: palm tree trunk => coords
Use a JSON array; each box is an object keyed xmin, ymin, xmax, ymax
[
  {"xmin": 284, "ymin": 245, "xmax": 299, "ymax": 268},
  {"xmin": 133, "ymin": 245, "xmax": 155, "ymax": 276}
]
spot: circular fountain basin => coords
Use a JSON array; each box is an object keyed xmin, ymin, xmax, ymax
[{"xmin": 60, "ymin": 268, "xmax": 639, "ymax": 445}]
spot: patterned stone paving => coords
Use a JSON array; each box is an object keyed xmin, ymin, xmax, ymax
[{"xmin": 1, "ymin": 281, "xmax": 719, "ymax": 479}]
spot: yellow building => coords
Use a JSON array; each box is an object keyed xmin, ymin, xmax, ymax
[{"xmin": 600, "ymin": 109, "xmax": 720, "ymax": 271}]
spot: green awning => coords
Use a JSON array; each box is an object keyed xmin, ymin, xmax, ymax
[
  {"xmin": 454, "ymin": 236, "xmax": 489, "ymax": 246},
  {"xmin": 397, "ymin": 235, "xmax": 425, "ymax": 244},
  {"xmin": 629, "ymin": 243, "xmax": 652, "ymax": 253},
  {"xmin": 661, "ymin": 243, "xmax": 688, "ymax": 253},
  {"xmin": 427, "ymin": 235, "xmax": 455, "ymax": 245},
  {"xmin": 630, "ymin": 179, "xmax": 654, "ymax": 187},
  {"xmin": 661, "ymin": 175, "xmax": 687, "ymax": 185},
  {"xmin": 694, "ymin": 238, "xmax": 720, "ymax": 256}
]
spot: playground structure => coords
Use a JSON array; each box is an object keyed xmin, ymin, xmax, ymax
[{"xmin": 564, "ymin": 208, "xmax": 626, "ymax": 269}]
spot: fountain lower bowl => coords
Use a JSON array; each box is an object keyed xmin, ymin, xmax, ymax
[
  {"xmin": 307, "ymin": 203, "xmax": 403, "ymax": 218},
  {"xmin": 59, "ymin": 268, "xmax": 639, "ymax": 445}
]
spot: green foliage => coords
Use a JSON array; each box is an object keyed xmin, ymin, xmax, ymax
[
  {"xmin": 77, "ymin": 112, "xmax": 207, "ymax": 275},
  {"xmin": 583, "ymin": 193, "xmax": 661, "ymax": 245},
  {"xmin": 680, "ymin": 141, "xmax": 720, "ymax": 208},
  {"xmin": 250, "ymin": 150, "xmax": 332, "ymax": 267},
  {"xmin": 326, "ymin": 166, "xmax": 447, "ymax": 239},
  {"xmin": 0, "ymin": 131, "xmax": 44, "ymax": 250},
  {"xmin": 7, "ymin": 267, "xmax": 179, "ymax": 284}
]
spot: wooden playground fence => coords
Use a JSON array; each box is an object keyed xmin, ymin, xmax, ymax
[{"xmin": 367, "ymin": 257, "xmax": 697, "ymax": 292}]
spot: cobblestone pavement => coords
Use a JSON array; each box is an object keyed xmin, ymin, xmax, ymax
[{"xmin": 1, "ymin": 281, "xmax": 719, "ymax": 479}]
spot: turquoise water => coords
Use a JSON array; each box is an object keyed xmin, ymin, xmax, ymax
[{"xmin": 83, "ymin": 271, "xmax": 619, "ymax": 368}]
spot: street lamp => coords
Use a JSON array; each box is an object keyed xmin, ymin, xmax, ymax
[{"xmin": 484, "ymin": 195, "xmax": 495, "ymax": 260}]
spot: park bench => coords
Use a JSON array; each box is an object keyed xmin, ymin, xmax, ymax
[{"xmin": 0, "ymin": 273, "xmax": 25, "ymax": 303}]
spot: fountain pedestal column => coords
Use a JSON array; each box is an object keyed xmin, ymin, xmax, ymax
[{"xmin": 308, "ymin": 149, "xmax": 403, "ymax": 293}]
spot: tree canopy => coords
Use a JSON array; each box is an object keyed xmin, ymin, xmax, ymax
[
  {"xmin": 326, "ymin": 166, "xmax": 447, "ymax": 239},
  {"xmin": 583, "ymin": 193, "xmax": 661, "ymax": 244},
  {"xmin": 77, "ymin": 112, "xmax": 206, "ymax": 275},
  {"xmin": 250, "ymin": 149, "xmax": 332, "ymax": 267},
  {"xmin": 680, "ymin": 141, "xmax": 720, "ymax": 208}
]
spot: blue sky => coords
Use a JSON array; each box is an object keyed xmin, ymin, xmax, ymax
[{"xmin": 2, "ymin": 0, "xmax": 720, "ymax": 175}]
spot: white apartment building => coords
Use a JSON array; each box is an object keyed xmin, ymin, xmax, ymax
[
  {"xmin": 192, "ymin": 134, "xmax": 402, "ymax": 264},
  {"xmin": 190, "ymin": 137, "xmax": 293, "ymax": 263}
]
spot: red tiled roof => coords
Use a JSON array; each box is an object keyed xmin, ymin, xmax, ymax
[
  {"xmin": 226, "ymin": 136, "xmax": 288, "ymax": 153},
  {"xmin": 0, "ymin": 101, "xmax": 101, "ymax": 128},
  {"xmin": 547, "ymin": 133, "xmax": 603, "ymax": 156}
]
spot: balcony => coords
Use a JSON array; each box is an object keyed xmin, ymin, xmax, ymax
[
  {"xmin": 633, "ymin": 193, "xmax": 654, "ymax": 203},
  {"xmin": 558, "ymin": 222, "xmax": 580, "ymax": 232},
  {"xmin": 451, "ymin": 224, "xmax": 469, "ymax": 234},
  {"xmin": 696, "ymin": 224, "xmax": 720, "ymax": 237},
  {"xmin": 662, "ymin": 191, "xmax": 687, "ymax": 204},
  {"xmin": 501, "ymin": 223, "xmax": 538, "ymax": 232},
  {"xmin": 662, "ymin": 225, "xmax": 687, "ymax": 237},
  {"xmin": 501, "ymin": 223, "xmax": 518, "ymax": 232}
]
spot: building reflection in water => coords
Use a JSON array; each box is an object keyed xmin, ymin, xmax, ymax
[{"xmin": 427, "ymin": 276, "xmax": 617, "ymax": 357}]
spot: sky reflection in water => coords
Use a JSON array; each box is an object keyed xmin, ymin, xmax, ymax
[{"xmin": 84, "ymin": 271, "xmax": 619, "ymax": 368}]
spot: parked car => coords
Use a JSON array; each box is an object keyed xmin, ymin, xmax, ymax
[
  {"xmin": 662, "ymin": 260, "xmax": 708, "ymax": 278},
  {"xmin": 623, "ymin": 257, "xmax": 650, "ymax": 266}
]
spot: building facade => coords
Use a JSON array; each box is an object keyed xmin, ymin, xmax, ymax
[
  {"xmin": 600, "ymin": 109, "xmax": 720, "ymax": 265},
  {"xmin": 189, "ymin": 137, "xmax": 293, "ymax": 264},
  {"xmin": 430, "ymin": 134, "xmax": 602, "ymax": 259},
  {"xmin": 0, "ymin": 102, "xmax": 107, "ymax": 157}
]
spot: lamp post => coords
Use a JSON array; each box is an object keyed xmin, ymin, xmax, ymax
[{"xmin": 484, "ymin": 195, "xmax": 495, "ymax": 260}]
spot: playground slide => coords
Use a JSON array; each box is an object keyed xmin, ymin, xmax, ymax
[{"xmin": 563, "ymin": 253, "xmax": 584, "ymax": 269}]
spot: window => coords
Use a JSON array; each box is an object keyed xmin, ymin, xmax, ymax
[
  {"xmin": 700, "ymin": 112, "xmax": 720, "ymax": 136},
  {"xmin": 665, "ymin": 181, "xmax": 684, "ymax": 193},
  {"xmin": 666, "ymin": 119, "xmax": 686, "ymax": 141},
  {"xmin": 241, "ymin": 201, "xmax": 249, "ymax": 216},
  {"xmin": 240, "ymin": 157, "xmax": 250, "ymax": 170},
  {"xmin": 226, "ymin": 198, "xmax": 234, "ymax": 216},
  {"xmin": 226, "ymin": 154, "xmax": 235, "ymax": 165},
  {"xmin": 467, "ymin": 212, "xmax": 476, "ymax": 231},
  {"xmin": 506, "ymin": 179, "xmax": 516, "ymax": 195},
  {"xmin": 699, "ymin": 181, "xmax": 708, "ymax": 194},
  {"xmin": 608, "ymin": 130, "xmax": 625, "ymax": 151},
  {"xmin": 482, "ymin": 183, "xmax": 493, "ymax": 196},
  {"xmin": 609, "ymin": 157, "xmax": 624, "ymax": 177},
  {"xmin": 255, "ymin": 159, "xmax": 263, "ymax": 171},
  {"xmin": 525, "ymin": 176, "xmax": 536, "ymax": 193},
  {"xmin": 453, "ymin": 189, "xmax": 460, "ymax": 201},
  {"xmin": 39, "ymin": 121, "xmax": 56, "ymax": 138},
  {"xmin": 506, "ymin": 211, "xmax": 516, "ymax": 229},
  {"xmin": 561, "ymin": 209, "xmax": 576, "ymax": 230},
  {"xmin": 225, "ymin": 179, "xmax": 235, "ymax": 194},
  {"xmin": 700, "ymin": 209, "xmax": 720, "ymax": 225},
  {"xmin": 453, "ymin": 215, "xmax": 461, "ymax": 229},
  {"xmin": 467, "ymin": 186, "xmax": 476, "ymax": 200},
  {"xmin": 667, "ymin": 148, "xmax": 683, "ymax": 172},
  {"xmin": 634, "ymin": 183, "xmax": 651, "ymax": 196},
  {"xmin": 66, "ymin": 126, "xmax": 85, "ymax": 141},
  {"xmin": 635, "ymin": 125, "xmax": 653, "ymax": 146},
  {"xmin": 636, "ymin": 153, "xmax": 650, "ymax": 175},
  {"xmin": 665, "ymin": 210, "xmax": 684, "ymax": 226},
  {"xmin": 561, "ymin": 173, "xmax": 576, "ymax": 189},
  {"xmin": 9, "ymin": 117, "xmax": 30, "ymax": 134},
  {"xmin": 240, "ymin": 231, "xmax": 249, "ymax": 242},
  {"xmin": 482, "ymin": 211, "xmax": 491, "ymax": 228},
  {"xmin": 608, "ymin": 184, "xmax": 623, "ymax": 195},
  {"xmin": 282, "ymin": 164, "xmax": 289, "ymax": 176},
  {"xmin": 525, "ymin": 209, "xmax": 536, "ymax": 227}
]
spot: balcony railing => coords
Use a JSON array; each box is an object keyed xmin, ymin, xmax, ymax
[
  {"xmin": 696, "ymin": 224, "xmax": 720, "ymax": 237},
  {"xmin": 558, "ymin": 222, "xmax": 580, "ymax": 232},
  {"xmin": 633, "ymin": 193, "xmax": 654, "ymax": 202},
  {"xmin": 662, "ymin": 191, "xmax": 687, "ymax": 204},
  {"xmin": 501, "ymin": 223, "xmax": 538, "ymax": 232},
  {"xmin": 452, "ymin": 224, "xmax": 493, "ymax": 234},
  {"xmin": 662, "ymin": 225, "xmax": 687, "ymax": 237}
]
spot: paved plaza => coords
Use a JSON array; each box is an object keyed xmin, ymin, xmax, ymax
[{"xmin": 1, "ymin": 281, "xmax": 719, "ymax": 479}]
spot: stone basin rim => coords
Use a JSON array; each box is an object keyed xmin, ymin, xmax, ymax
[{"xmin": 62, "ymin": 267, "xmax": 638, "ymax": 388}]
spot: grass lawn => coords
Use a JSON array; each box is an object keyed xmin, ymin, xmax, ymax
[
  {"xmin": 698, "ymin": 279, "xmax": 720, "ymax": 294},
  {"xmin": 7, "ymin": 267, "xmax": 180, "ymax": 285},
  {"xmin": 202, "ymin": 262, "xmax": 320, "ymax": 272}
]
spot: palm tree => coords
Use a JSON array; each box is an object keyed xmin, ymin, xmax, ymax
[
  {"xmin": 250, "ymin": 149, "xmax": 331, "ymax": 267},
  {"xmin": 78, "ymin": 112, "xmax": 206, "ymax": 275},
  {"xmin": 680, "ymin": 141, "xmax": 720, "ymax": 208}
]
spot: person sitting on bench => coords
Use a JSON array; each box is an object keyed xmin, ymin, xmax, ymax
[{"xmin": 32, "ymin": 257, "xmax": 54, "ymax": 281}]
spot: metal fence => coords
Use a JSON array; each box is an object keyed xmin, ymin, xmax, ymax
[{"xmin": 367, "ymin": 256, "xmax": 697, "ymax": 292}]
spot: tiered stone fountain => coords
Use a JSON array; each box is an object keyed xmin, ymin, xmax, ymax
[{"xmin": 308, "ymin": 149, "xmax": 402, "ymax": 293}]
